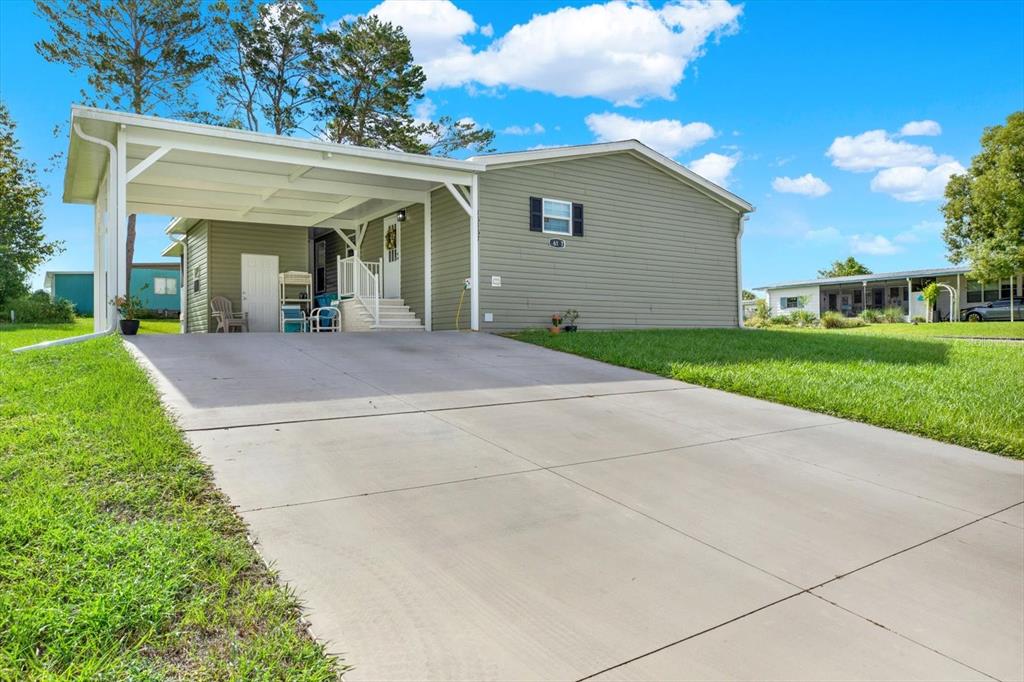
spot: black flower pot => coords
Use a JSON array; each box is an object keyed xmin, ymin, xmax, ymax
[
  {"xmin": 563, "ymin": 325, "xmax": 578, "ymax": 332},
  {"xmin": 119, "ymin": 319, "xmax": 140, "ymax": 336}
]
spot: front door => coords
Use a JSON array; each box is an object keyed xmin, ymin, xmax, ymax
[
  {"xmin": 241, "ymin": 253, "xmax": 279, "ymax": 332},
  {"xmin": 382, "ymin": 214, "xmax": 401, "ymax": 299}
]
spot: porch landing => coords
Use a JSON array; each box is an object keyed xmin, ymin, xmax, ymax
[{"xmin": 124, "ymin": 332, "xmax": 1023, "ymax": 681}]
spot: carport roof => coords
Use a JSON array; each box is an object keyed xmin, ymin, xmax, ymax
[
  {"xmin": 754, "ymin": 266, "xmax": 972, "ymax": 290},
  {"xmin": 64, "ymin": 106, "xmax": 484, "ymax": 230}
]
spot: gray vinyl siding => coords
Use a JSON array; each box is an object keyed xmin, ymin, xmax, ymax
[
  {"xmin": 194, "ymin": 221, "xmax": 307, "ymax": 331},
  {"xmin": 429, "ymin": 186, "xmax": 470, "ymax": 331},
  {"xmin": 184, "ymin": 222, "xmax": 209, "ymax": 333},
  {"xmin": 477, "ymin": 153, "xmax": 741, "ymax": 330}
]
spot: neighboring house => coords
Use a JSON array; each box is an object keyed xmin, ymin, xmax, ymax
[
  {"xmin": 755, "ymin": 267, "xmax": 1024, "ymax": 321},
  {"xmin": 64, "ymin": 107, "xmax": 752, "ymax": 334},
  {"xmin": 44, "ymin": 263, "xmax": 180, "ymax": 316},
  {"xmin": 43, "ymin": 271, "xmax": 94, "ymax": 315}
]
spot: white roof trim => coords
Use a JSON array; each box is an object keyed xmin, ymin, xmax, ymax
[
  {"xmin": 469, "ymin": 140, "xmax": 753, "ymax": 214},
  {"xmin": 755, "ymin": 266, "xmax": 972, "ymax": 290},
  {"xmin": 71, "ymin": 106, "xmax": 485, "ymax": 172},
  {"xmin": 161, "ymin": 240, "xmax": 184, "ymax": 257}
]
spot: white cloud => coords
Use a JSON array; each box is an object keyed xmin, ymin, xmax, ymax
[
  {"xmin": 827, "ymin": 129, "xmax": 949, "ymax": 172},
  {"xmin": 366, "ymin": 0, "xmax": 743, "ymax": 105},
  {"xmin": 804, "ymin": 226, "xmax": 841, "ymax": 241},
  {"xmin": 772, "ymin": 173, "xmax": 831, "ymax": 197},
  {"xmin": 502, "ymin": 122, "xmax": 545, "ymax": 135},
  {"xmin": 585, "ymin": 112, "xmax": 715, "ymax": 157},
  {"xmin": 686, "ymin": 152, "xmax": 739, "ymax": 187},
  {"xmin": 870, "ymin": 161, "xmax": 965, "ymax": 202},
  {"xmin": 413, "ymin": 97, "xmax": 437, "ymax": 121},
  {"xmin": 849, "ymin": 234, "xmax": 902, "ymax": 256},
  {"xmin": 899, "ymin": 119, "xmax": 942, "ymax": 136},
  {"xmin": 479, "ymin": 22, "xmax": 494, "ymax": 37},
  {"xmin": 369, "ymin": 0, "xmax": 478, "ymax": 64},
  {"xmin": 893, "ymin": 219, "xmax": 944, "ymax": 244}
]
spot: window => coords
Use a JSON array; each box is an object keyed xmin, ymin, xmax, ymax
[
  {"xmin": 1000, "ymin": 281, "xmax": 1021, "ymax": 299},
  {"xmin": 968, "ymin": 281, "xmax": 1008, "ymax": 303},
  {"xmin": 154, "ymin": 276, "xmax": 176, "ymax": 296},
  {"xmin": 542, "ymin": 198, "xmax": 572, "ymax": 235},
  {"xmin": 781, "ymin": 297, "xmax": 800, "ymax": 309},
  {"xmin": 192, "ymin": 267, "xmax": 201, "ymax": 294},
  {"xmin": 853, "ymin": 290, "xmax": 862, "ymax": 304}
]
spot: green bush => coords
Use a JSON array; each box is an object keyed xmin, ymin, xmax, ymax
[
  {"xmin": 821, "ymin": 311, "xmax": 865, "ymax": 329},
  {"xmin": 4, "ymin": 295, "xmax": 75, "ymax": 323},
  {"xmin": 883, "ymin": 307, "xmax": 905, "ymax": 323},
  {"xmin": 789, "ymin": 310, "xmax": 817, "ymax": 327},
  {"xmin": 860, "ymin": 308, "xmax": 884, "ymax": 323}
]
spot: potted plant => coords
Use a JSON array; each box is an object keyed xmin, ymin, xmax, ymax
[
  {"xmin": 550, "ymin": 312, "xmax": 563, "ymax": 333},
  {"xmin": 112, "ymin": 291, "xmax": 145, "ymax": 335},
  {"xmin": 563, "ymin": 308, "xmax": 580, "ymax": 332}
]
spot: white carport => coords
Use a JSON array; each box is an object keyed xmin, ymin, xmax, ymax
[{"xmin": 62, "ymin": 106, "xmax": 485, "ymax": 337}]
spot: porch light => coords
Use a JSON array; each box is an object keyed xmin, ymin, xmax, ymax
[{"xmin": 396, "ymin": 209, "xmax": 407, "ymax": 222}]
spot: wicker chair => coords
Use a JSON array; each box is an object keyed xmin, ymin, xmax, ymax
[{"xmin": 210, "ymin": 296, "xmax": 248, "ymax": 333}]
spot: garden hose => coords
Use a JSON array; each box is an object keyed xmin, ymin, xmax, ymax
[{"xmin": 455, "ymin": 286, "xmax": 467, "ymax": 331}]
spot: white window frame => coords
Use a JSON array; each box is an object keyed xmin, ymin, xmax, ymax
[
  {"xmin": 541, "ymin": 198, "xmax": 572, "ymax": 236},
  {"xmin": 781, "ymin": 296, "xmax": 800, "ymax": 309},
  {"xmin": 153, "ymin": 276, "xmax": 176, "ymax": 296}
]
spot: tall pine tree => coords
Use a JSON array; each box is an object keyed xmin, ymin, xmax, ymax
[{"xmin": 35, "ymin": 0, "xmax": 212, "ymax": 292}]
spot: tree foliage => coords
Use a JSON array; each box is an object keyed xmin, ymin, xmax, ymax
[
  {"xmin": 942, "ymin": 111, "xmax": 1024, "ymax": 282},
  {"xmin": 209, "ymin": 0, "xmax": 320, "ymax": 134},
  {"xmin": 35, "ymin": 0, "xmax": 212, "ymax": 292},
  {"xmin": 0, "ymin": 102, "xmax": 64, "ymax": 305},
  {"xmin": 818, "ymin": 256, "xmax": 872, "ymax": 278},
  {"xmin": 310, "ymin": 16, "xmax": 493, "ymax": 154},
  {"xmin": 35, "ymin": 0, "xmax": 212, "ymax": 116}
]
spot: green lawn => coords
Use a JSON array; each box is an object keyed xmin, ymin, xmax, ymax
[
  {"xmin": 845, "ymin": 321, "xmax": 1024, "ymax": 339},
  {"xmin": 0, "ymin": 322, "xmax": 342, "ymax": 679},
  {"xmin": 513, "ymin": 326, "xmax": 1024, "ymax": 458}
]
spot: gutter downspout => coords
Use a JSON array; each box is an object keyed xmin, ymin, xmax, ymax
[
  {"xmin": 737, "ymin": 213, "xmax": 749, "ymax": 328},
  {"xmin": 13, "ymin": 123, "xmax": 119, "ymax": 353}
]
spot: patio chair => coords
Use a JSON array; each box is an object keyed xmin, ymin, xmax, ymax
[
  {"xmin": 280, "ymin": 304, "xmax": 308, "ymax": 333},
  {"xmin": 310, "ymin": 294, "xmax": 341, "ymax": 333},
  {"xmin": 210, "ymin": 296, "xmax": 248, "ymax": 333}
]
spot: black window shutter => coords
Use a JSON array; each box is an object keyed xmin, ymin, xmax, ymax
[
  {"xmin": 529, "ymin": 196, "xmax": 542, "ymax": 232},
  {"xmin": 572, "ymin": 203, "xmax": 584, "ymax": 237}
]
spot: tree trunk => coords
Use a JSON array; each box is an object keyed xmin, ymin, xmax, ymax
[{"xmin": 125, "ymin": 213, "xmax": 137, "ymax": 295}]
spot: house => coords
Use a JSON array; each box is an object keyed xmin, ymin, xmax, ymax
[
  {"xmin": 755, "ymin": 267, "xmax": 1024, "ymax": 321},
  {"xmin": 44, "ymin": 263, "xmax": 180, "ymax": 316},
  {"xmin": 63, "ymin": 107, "xmax": 753, "ymax": 334}
]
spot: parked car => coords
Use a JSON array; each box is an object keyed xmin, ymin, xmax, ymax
[{"xmin": 960, "ymin": 298, "xmax": 1024, "ymax": 321}]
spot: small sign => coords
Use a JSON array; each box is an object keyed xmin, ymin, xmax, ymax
[
  {"xmin": 549, "ymin": 238, "xmax": 566, "ymax": 249},
  {"xmin": 491, "ymin": 275, "xmax": 502, "ymax": 287}
]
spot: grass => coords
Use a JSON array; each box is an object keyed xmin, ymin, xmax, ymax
[
  {"xmin": 846, "ymin": 321, "xmax": 1024, "ymax": 339},
  {"xmin": 0, "ymin": 321, "xmax": 343, "ymax": 680},
  {"xmin": 512, "ymin": 326, "xmax": 1024, "ymax": 458}
]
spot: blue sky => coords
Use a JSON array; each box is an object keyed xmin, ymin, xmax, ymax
[{"xmin": 1, "ymin": 0, "xmax": 1022, "ymax": 290}]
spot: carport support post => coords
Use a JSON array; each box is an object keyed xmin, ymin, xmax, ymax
[
  {"xmin": 115, "ymin": 125, "xmax": 128, "ymax": 302},
  {"xmin": 469, "ymin": 175, "xmax": 480, "ymax": 331},
  {"xmin": 423, "ymin": 192, "xmax": 432, "ymax": 331}
]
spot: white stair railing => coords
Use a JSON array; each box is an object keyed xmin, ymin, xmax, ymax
[{"xmin": 338, "ymin": 255, "xmax": 381, "ymax": 326}]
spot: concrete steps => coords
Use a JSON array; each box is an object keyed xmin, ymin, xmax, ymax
[{"xmin": 341, "ymin": 298, "xmax": 424, "ymax": 332}]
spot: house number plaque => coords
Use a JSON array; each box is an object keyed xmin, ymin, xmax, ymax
[{"xmin": 548, "ymin": 238, "xmax": 566, "ymax": 249}]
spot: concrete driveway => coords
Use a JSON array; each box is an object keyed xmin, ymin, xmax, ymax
[{"xmin": 127, "ymin": 332, "xmax": 1023, "ymax": 681}]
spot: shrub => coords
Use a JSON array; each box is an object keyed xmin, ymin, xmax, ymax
[
  {"xmin": 883, "ymin": 307, "xmax": 905, "ymax": 323},
  {"xmin": 860, "ymin": 308, "xmax": 883, "ymax": 323},
  {"xmin": 769, "ymin": 314, "xmax": 794, "ymax": 326},
  {"xmin": 821, "ymin": 311, "xmax": 865, "ymax": 329},
  {"xmin": 912, "ymin": 315, "xmax": 927, "ymax": 324},
  {"xmin": 789, "ymin": 310, "xmax": 817, "ymax": 327},
  {"xmin": 4, "ymin": 295, "xmax": 75, "ymax": 323}
]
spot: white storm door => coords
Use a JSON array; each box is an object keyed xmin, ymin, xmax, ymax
[
  {"xmin": 382, "ymin": 215, "xmax": 401, "ymax": 298},
  {"xmin": 241, "ymin": 253, "xmax": 279, "ymax": 332}
]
